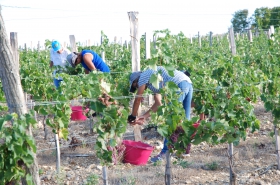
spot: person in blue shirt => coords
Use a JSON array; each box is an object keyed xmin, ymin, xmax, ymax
[
  {"xmin": 127, "ymin": 66, "xmax": 193, "ymax": 162},
  {"xmin": 66, "ymin": 50, "xmax": 110, "ymax": 73}
]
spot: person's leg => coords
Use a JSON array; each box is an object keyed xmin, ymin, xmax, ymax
[
  {"xmin": 53, "ymin": 78, "xmax": 63, "ymax": 88},
  {"xmin": 182, "ymin": 83, "xmax": 193, "ymax": 120},
  {"xmin": 151, "ymin": 81, "xmax": 193, "ymax": 162},
  {"xmin": 178, "ymin": 81, "xmax": 193, "ymax": 156},
  {"xmin": 178, "ymin": 81, "xmax": 193, "ymax": 120},
  {"xmin": 184, "ymin": 84, "xmax": 193, "ymax": 156},
  {"xmin": 162, "ymin": 138, "xmax": 168, "ymax": 153},
  {"xmin": 150, "ymin": 138, "xmax": 168, "ymax": 162}
]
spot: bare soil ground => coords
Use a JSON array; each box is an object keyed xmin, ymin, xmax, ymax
[{"xmin": 35, "ymin": 100, "xmax": 280, "ymax": 185}]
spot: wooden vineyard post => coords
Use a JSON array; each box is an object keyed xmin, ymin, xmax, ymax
[
  {"xmin": 88, "ymin": 39, "xmax": 90, "ymax": 47},
  {"xmin": 209, "ymin": 31, "xmax": 213, "ymax": 54},
  {"xmin": 145, "ymin": 32, "xmax": 150, "ymax": 60},
  {"xmin": 128, "ymin": 11, "xmax": 142, "ymax": 141},
  {"xmin": 269, "ymin": 25, "xmax": 280, "ymax": 170},
  {"xmin": 43, "ymin": 115, "xmax": 48, "ymax": 140},
  {"xmin": 0, "ymin": 8, "xmax": 41, "ymax": 184},
  {"xmin": 37, "ymin": 41, "xmax": 40, "ymax": 51},
  {"xmin": 198, "ymin": 31, "xmax": 201, "ymax": 48},
  {"xmin": 10, "ymin": 32, "xmax": 19, "ymax": 71},
  {"xmin": 55, "ymin": 134, "xmax": 61, "ymax": 173},
  {"xmin": 69, "ymin": 35, "xmax": 77, "ymax": 52},
  {"xmin": 235, "ymin": 33, "xmax": 239, "ymax": 41},
  {"xmin": 100, "ymin": 35, "xmax": 106, "ymax": 66},
  {"xmin": 119, "ymin": 37, "xmax": 122, "ymax": 45},
  {"xmin": 89, "ymin": 117, "xmax": 93, "ymax": 134},
  {"xmin": 102, "ymin": 166, "xmax": 108, "ymax": 185},
  {"xmin": 266, "ymin": 29, "xmax": 271, "ymax": 39},
  {"xmin": 248, "ymin": 30, "xmax": 253, "ymax": 42},
  {"xmin": 153, "ymin": 34, "xmax": 157, "ymax": 49},
  {"xmin": 274, "ymin": 126, "xmax": 280, "ymax": 169},
  {"xmin": 229, "ymin": 27, "xmax": 236, "ymax": 56},
  {"xmin": 145, "ymin": 32, "xmax": 154, "ymax": 106},
  {"xmin": 228, "ymin": 26, "xmax": 237, "ymax": 185},
  {"xmin": 165, "ymin": 150, "xmax": 171, "ymax": 185},
  {"xmin": 114, "ymin": 36, "xmax": 117, "ymax": 60},
  {"xmin": 31, "ymin": 100, "xmax": 37, "ymax": 121},
  {"xmin": 124, "ymin": 40, "xmax": 128, "ymax": 49},
  {"xmin": 269, "ymin": 25, "xmax": 275, "ymax": 41}
]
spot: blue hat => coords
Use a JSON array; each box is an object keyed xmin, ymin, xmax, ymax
[{"xmin": 51, "ymin": 41, "xmax": 61, "ymax": 52}]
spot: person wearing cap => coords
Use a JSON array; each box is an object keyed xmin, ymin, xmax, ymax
[
  {"xmin": 66, "ymin": 50, "xmax": 110, "ymax": 73},
  {"xmin": 127, "ymin": 66, "xmax": 193, "ymax": 162},
  {"xmin": 50, "ymin": 40, "xmax": 71, "ymax": 88}
]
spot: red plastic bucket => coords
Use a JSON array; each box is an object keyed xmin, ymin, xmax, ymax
[
  {"xmin": 70, "ymin": 106, "xmax": 88, "ymax": 121},
  {"xmin": 123, "ymin": 140, "xmax": 154, "ymax": 165}
]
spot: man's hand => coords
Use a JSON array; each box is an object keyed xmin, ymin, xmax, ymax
[
  {"xmin": 127, "ymin": 114, "xmax": 136, "ymax": 123},
  {"xmin": 130, "ymin": 118, "xmax": 145, "ymax": 125}
]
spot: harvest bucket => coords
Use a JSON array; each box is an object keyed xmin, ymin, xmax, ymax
[
  {"xmin": 123, "ymin": 140, "xmax": 154, "ymax": 165},
  {"xmin": 70, "ymin": 106, "xmax": 88, "ymax": 121}
]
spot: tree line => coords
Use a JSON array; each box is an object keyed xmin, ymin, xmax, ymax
[{"xmin": 231, "ymin": 6, "xmax": 280, "ymax": 32}]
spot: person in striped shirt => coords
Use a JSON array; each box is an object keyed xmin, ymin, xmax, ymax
[{"xmin": 128, "ymin": 66, "xmax": 193, "ymax": 162}]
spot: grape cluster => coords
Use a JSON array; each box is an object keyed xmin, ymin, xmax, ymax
[
  {"xmin": 170, "ymin": 126, "xmax": 185, "ymax": 143},
  {"xmin": 108, "ymin": 143, "xmax": 126, "ymax": 165}
]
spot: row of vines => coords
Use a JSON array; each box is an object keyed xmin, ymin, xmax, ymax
[{"xmin": 0, "ymin": 29, "xmax": 279, "ymax": 184}]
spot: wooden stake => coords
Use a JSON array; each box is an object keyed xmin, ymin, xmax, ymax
[
  {"xmin": 55, "ymin": 134, "xmax": 60, "ymax": 173},
  {"xmin": 10, "ymin": 32, "xmax": 19, "ymax": 70},
  {"xmin": 198, "ymin": 31, "xmax": 201, "ymax": 48},
  {"xmin": 101, "ymin": 35, "xmax": 106, "ymax": 63},
  {"xmin": 270, "ymin": 25, "xmax": 275, "ymax": 41},
  {"xmin": 229, "ymin": 27, "xmax": 236, "ymax": 56},
  {"xmin": 165, "ymin": 151, "xmax": 171, "ymax": 185},
  {"xmin": 69, "ymin": 35, "xmax": 77, "ymax": 52},
  {"xmin": 274, "ymin": 125, "xmax": 280, "ymax": 170},
  {"xmin": 89, "ymin": 118, "xmax": 93, "ymax": 134},
  {"xmin": 228, "ymin": 26, "xmax": 237, "ymax": 185},
  {"xmin": 145, "ymin": 32, "xmax": 153, "ymax": 106},
  {"xmin": 128, "ymin": 11, "xmax": 142, "ymax": 141},
  {"xmin": 209, "ymin": 31, "xmax": 213, "ymax": 54},
  {"xmin": 102, "ymin": 166, "xmax": 108, "ymax": 185},
  {"xmin": 37, "ymin": 41, "xmax": 40, "ymax": 51},
  {"xmin": 43, "ymin": 115, "xmax": 48, "ymax": 140},
  {"xmin": 248, "ymin": 30, "xmax": 253, "ymax": 42}
]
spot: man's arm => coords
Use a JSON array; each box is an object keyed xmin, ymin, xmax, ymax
[
  {"xmin": 83, "ymin": 53, "xmax": 96, "ymax": 71},
  {"xmin": 131, "ymin": 84, "xmax": 146, "ymax": 116},
  {"xmin": 141, "ymin": 93, "xmax": 162, "ymax": 119},
  {"xmin": 84, "ymin": 69, "xmax": 90, "ymax": 74}
]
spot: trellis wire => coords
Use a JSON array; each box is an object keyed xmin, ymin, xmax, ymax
[{"xmin": 0, "ymin": 79, "xmax": 270, "ymax": 107}]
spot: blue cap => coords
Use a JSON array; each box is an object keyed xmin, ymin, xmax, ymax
[{"xmin": 51, "ymin": 41, "xmax": 61, "ymax": 52}]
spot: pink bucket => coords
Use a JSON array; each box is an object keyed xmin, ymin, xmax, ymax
[
  {"xmin": 70, "ymin": 106, "xmax": 88, "ymax": 121},
  {"xmin": 123, "ymin": 140, "xmax": 154, "ymax": 165}
]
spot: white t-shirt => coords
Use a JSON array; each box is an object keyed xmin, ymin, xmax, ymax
[{"xmin": 50, "ymin": 47, "xmax": 71, "ymax": 68}]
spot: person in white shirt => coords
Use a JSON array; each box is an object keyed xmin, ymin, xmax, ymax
[{"xmin": 50, "ymin": 40, "xmax": 71, "ymax": 88}]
